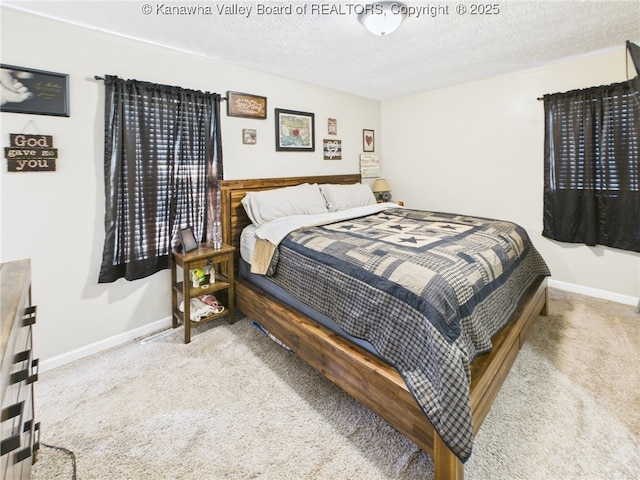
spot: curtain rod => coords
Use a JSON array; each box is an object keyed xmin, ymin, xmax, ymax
[
  {"xmin": 93, "ymin": 75, "xmax": 226, "ymax": 100},
  {"xmin": 538, "ymin": 41, "xmax": 639, "ymax": 102}
]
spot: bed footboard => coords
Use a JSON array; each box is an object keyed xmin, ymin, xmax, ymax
[{"xmin": 237, "ymin": 276, "xmax": 547, "ymax": 479}]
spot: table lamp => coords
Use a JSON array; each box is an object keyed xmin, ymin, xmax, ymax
[{"xmin": 372, "ymin": 178, "xmax": 392, "ymax": 202}]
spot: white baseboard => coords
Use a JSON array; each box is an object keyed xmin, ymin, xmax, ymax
[
  {"xmin": 548, "ymin": 279, "xmax": 639, "ymax": 308},
  {"xmin": 38, "ymin": 280, "xmax": 640, "ymax": 373},
  {"xmin": 39, "ymin": 316, "xmax": 173, "ymax": 373}
]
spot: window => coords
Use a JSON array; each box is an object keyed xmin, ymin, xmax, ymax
[
  {"xmin": 98, "ymin": 76, "xmax": 223, "ymax": 282},
  {"xmin": 543, "ymin": 79, "xmax": 640, "ymax": 253}
]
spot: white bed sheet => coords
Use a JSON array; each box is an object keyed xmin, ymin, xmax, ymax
[{"xmin": 241, "ymin": 203, "xmax": 399, "ymax": 268}]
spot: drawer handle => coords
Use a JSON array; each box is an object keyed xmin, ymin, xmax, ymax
[
  {"xmin": 10, "ymin": 368, "xmax": 28, "ymax": 384},
  {"xmin": 1, "ymin": 401, "xmax": 24, "ymax": 422},
  {"xmin": 22, "ymin": 305, "xmax": 37, "ymax": 326},
  {"xmin": 14, "ymin": 349, "xmax": 30, "ymax": 363},
  {"xmin": 15, "ymin": 445, "xmax": 31, "ymax": 463},
  {"xmin": 27, "ymin": 358, "xmax": 39, "ymax": 384},
  {"xmin": 33, "ymin": 422, "xmax": 40, "ymax": 452},
  {"xmin": 1, "ymin": 434, "xmax": 20, "ymax": 456}
]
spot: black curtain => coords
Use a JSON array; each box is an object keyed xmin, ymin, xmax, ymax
[
  {"xmin": 98, "ymin": 76, "xmax": 223, "ymax": 282},
  {"xmin": 627, "ymin": 40, "xmax": 640, "ymax": 77},
  {"xmin": 543, "ymin": 79, "xmax": 640, "ymax": 252}
]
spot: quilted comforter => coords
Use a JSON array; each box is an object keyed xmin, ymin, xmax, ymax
[{"xmin": 255, "ymin": 207, "xmax": 550, "ymax": 461}]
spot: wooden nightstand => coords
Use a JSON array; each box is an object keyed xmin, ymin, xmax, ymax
[{"xmin": 171, "ymin": 243, "xmax": 235, "ymax": 343}]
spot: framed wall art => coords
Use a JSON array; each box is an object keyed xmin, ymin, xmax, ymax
[
  {"xmin": 226, "ymin": 91, "xmax": 267, "ymax": 119},
  {"xmin": 243, "ymin": 128, "xmax": 257, "ymax": 144},
  {"xmin": 323, "ymin": 139, "xmax": 342, "ymax": 160},
  {"xmin": 275, "ymin": 108, "xmax": 315, "ymax": 152},
  {"xmin": 363, "ymin": 129, "xmax": 375, "ymax": 152},
  {"xmin": 1, "ymin": 64, "xmax": 69, "ymax": 117},
  {"xmin": 328, "ymin": 118, "xmax": 337, "ymax": 135}
]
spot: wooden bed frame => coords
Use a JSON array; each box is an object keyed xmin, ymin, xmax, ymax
[{"xmin": 220, "ymin": 174, "xmax": 548, "ymax": 480}]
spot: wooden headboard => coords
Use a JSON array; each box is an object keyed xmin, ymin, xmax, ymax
[{"xmin": 219, "ymin": 174, "xmax": 361, "ymax": 273}]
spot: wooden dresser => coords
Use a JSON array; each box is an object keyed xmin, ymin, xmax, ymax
[{"xmin": 1, "ymin": 259, "xmax": 39, "ymax": 480}]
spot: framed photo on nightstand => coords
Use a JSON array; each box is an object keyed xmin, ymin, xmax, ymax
[{"xmin": 179, "ymin": 227, "xmax": 198, "ymax": 252}]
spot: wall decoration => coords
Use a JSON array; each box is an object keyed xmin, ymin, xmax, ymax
[
  {"xmin": 226, "ymin": 91, "xmax": 267, "ymax": 119},
  {"xmin": 328, "ymin": 118, "xmax": 337, "ymax": 135},
  {"xmin": 275, "ymin": 108, "xmax": 315, "ymax": 152},
  {"xmin": 363, "ymin": 129, "xmax": 375, "ymax": 152},
  {"xmin": 323, "ymin": 139, "xmax": 342, "ymax": 160},
  {"xmin": 243, "ymin": 129, "xmax": 257, "ymax": 144},
  {"xmin": 359, "ymin": 154, "xmax": 380, "ymax": 178},
  {"xmin": 5, "ymin": 134, "xmax": 58, "ymax": 172},
  {"xmin": 1, "ymin": 65, "xmax": 69, "ymax": 117}
]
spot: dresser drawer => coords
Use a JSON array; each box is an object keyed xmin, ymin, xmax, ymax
[{"xmin": 1, "ymin": 260, "xmax": 38, "ymax": 480}]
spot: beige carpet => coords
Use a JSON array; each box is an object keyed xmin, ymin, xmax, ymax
[{"xmin": 32, "ymin": 289, "xmax": 640, "ymax": 479}]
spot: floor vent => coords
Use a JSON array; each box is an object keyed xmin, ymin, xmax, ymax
[{"xmin": 139, "ymin": 327, "xmax": 181, "ymax": 344}]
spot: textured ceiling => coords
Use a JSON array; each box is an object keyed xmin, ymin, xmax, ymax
[{"xmin": 3, "ymin": 1, "xmax": 640, "ymax": 100}]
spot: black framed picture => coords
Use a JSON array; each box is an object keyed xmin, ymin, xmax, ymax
[
  {"xmin": 275, "ymin": 108, "xmax": 315, "ymax": 152},
  {"xmin": 179, "ymin": 227, "xmax": 198, "ymax": 253},
  {"xmin": 0, "ymin": 64, "xmax": 69, "ymax": 117},
  {"xmin": 363, "ymin": 129, "xmax": 375, "ymax": 152}
]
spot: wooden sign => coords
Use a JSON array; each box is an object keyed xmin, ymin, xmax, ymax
[
  {"xmin": 10, "ymin": 134, "xmax": 53, "ymax": 147},
  {"xmin": 5, "ymin": 134, "xmax": 57, "ymax": 172},
  {"xmin": 7, "ymin": 159, "xmax": 56, "ymax": 172},
  {"xmin": 226, "ymin": 91, "xmax": 267, "ymax": 119},
  {"xmin": 5, "ymin": 148, "xmax": 58, "ymax": 159},
  {"xmin": 360, "ymin": 154, "xmax": 380, "ymax": 178}
]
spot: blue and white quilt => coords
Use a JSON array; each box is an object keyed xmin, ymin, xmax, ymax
[{"xmin": 254, "ymin": 206, "xmax": 550, "ymax": 461}]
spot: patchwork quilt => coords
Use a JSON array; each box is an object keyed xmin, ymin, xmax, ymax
[{"xmin": 261, "ymin": 207, "xmax": 550, "ymax": 461}]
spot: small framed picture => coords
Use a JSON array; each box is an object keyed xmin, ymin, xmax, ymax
[
  {"xmin": 275, "ymin": 108, "xmax": 315, "ymax": 152},
  {"xmin": 179, "ymin": 227, "xmax": 198, "ymax": 252},
  {"xmin": 323, "ymin": 139, "xmax": 342, "ymax": 160},
  {"xmin": 328, "ymin": 118, "xmax": 337, "ymax": 135},
  {"xmin": 243, "ymin": 128, "xmax": 257, "ymax": 144},
  {"xmin": 0, "ymin": 64, "xmax": 70, "ymax": 117},
  {"xmin": 363, "ymin": 129, "xmax": 375, "ymax": 152}
]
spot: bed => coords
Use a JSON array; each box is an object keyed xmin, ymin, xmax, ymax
[{"xmin": 220, "ymin": 174, "xmax": 549, "ymax": 479}]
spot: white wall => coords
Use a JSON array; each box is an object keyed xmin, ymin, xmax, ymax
[
  {"xmin": 0, "ymin": 8, "xmax": 381, "ymax": 365},
  {"xmin": 381, "ymin": 48, "xmax": 640, "ymax": 303}
]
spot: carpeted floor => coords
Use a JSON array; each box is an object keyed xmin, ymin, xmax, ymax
[{"xmin": 32, "ymin": 288, "xmax": 640, "ymax": 479}]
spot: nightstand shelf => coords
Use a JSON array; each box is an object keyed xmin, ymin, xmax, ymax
[{"xmin": 171, "ymin": 243, "xmax": 235, "ymax": 343}]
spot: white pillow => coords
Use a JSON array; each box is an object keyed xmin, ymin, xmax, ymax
[
  {"xmin": 241, "ymin": 183, "xmax": 328, "ymax": 227},
  {"xmin": 319, "ymin": 183, "xmax": 377, "ymax": 212}
]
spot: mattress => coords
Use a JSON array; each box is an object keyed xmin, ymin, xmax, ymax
[{"xmin": 240, "ymin": 223, "xmax": 258, "ymax": 263}]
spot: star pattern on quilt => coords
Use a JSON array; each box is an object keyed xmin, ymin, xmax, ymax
[
  {"xmin": 321, "ymin": 210, "xmax": 479, "ymax": 252},
  {"xmin": 399, "ymin": 236, "xmax": 418, "ymax": 244},
  {"xmin": 338, "ymin": 224, "xmax": 355, "ymax": 230}
]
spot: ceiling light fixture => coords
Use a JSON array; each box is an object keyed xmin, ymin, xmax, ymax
[{"xmin": 358, "ymin": 2, "xmax": 407, "ymax": 36}]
